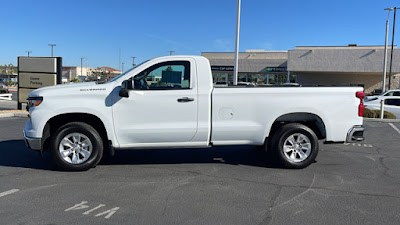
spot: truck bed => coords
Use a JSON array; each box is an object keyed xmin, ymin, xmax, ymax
[{"xmin": 210, "ymin": 86, "xmax": 363, "ymax": 145}]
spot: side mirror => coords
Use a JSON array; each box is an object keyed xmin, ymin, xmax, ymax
[{"xmin": 119, "ymin": 79, "xmax": 132, "ymax": 98}]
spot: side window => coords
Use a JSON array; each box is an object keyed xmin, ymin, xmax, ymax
[
  {"xmin": 385, "ymin": 99, "xmax": 400, "ymax": 106},
  {"xmin": 385, "ymin": 91, "xmax": 394, "ymax": 96},
  {"xmin": 133, "ymin": 61, "xmax": 190, "ymax": 90}
]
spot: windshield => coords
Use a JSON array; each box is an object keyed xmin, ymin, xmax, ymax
[{"xmin": 108, "ymin": 60, "xmax": 150, "ymax": 83}]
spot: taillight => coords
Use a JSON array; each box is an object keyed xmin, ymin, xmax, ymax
[{"xmin": 356, "ymin": 92, "xmax": 364, "ymax": 117}]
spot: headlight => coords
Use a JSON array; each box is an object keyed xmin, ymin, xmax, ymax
[{"xmin": 27, "ymin": 96, "xmax": 43, "ymax": 108}]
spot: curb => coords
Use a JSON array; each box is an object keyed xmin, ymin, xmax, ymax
[
  {"xmin": 364, "ymin": 118, "xmax": 400, "ymax": 123},
  {"xmin": 0, "ymin": 113, "xmax": 28, "ymax": 118}
]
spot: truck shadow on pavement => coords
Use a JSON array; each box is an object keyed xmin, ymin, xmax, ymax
[
  {"xmin": 0, "ymin": 140, "xmax": 286, "ymax": 170},
  {"xmin": 102, "ymin": 145, "xmax": 285, "ymax": 169},
  {"xmin": 0, "ymin": 140, "xmax": 56, "ymax": 170}
]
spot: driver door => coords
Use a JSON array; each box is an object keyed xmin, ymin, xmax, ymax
[{"xmin": 112, "ymin": 60, "xmax": 198, "ymax": 148}]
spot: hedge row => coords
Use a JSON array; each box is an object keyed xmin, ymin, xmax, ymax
[{"xmin": 363, "ymin": 108, "xmax": 396, "ymax": 119}]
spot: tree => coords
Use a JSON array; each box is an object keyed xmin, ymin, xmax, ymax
[
  {"xmin": 88, "ymin": 67, "xmax": 111, "ymax": 81},
  {"xmin": 3, "ymin": 64, "xmax": 16, "ymax": 88}
]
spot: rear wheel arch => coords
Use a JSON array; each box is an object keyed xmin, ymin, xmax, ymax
[{"xmin": 267, "ymin": 113, "xmax": 326, "ymax": 143}]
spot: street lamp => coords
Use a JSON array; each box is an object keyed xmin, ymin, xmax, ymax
[
  {"xmin": 26, "ymin": 51, "xmax": 32, "ymax": 57},
  {"xmin": 48, "ymin": 44, "xmax": 56, "ymax": 57},
  {"xmin": 233, "ymin": 0, "xmax": 241, "ymax": 86},
  {"xmin": 168, "ymin": 51, "xmax": 175, "ymax": 56},
  {"xmin": 131, "ymin": 56, "xmax": 136, "ymax": 67}
]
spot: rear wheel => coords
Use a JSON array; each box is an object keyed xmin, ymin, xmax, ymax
[
  {"xmin": 272, "ymin": 123, "xmax": 318, "ymax": 169},
  {"xmin": 50, "ymin": 122, "xmax": 103, "ymax": 171}
]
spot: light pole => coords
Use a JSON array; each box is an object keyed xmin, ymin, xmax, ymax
[
  {"xmin": 381, "ymin": 8, "xmax": 393, "ymax": 119},
  {"xmin": 388, "ymin": 7, "xmax": 398, "ymax": 90},
  {"xmin": 382, "ymin": 8, "xmax": 393, "ymax": 94},
  {"xmin": 26, "ymin": 51, "xmax": 32, "ymax": 57},
  {"xmin": 119, "ymin": 48, "xmax": 121, "ymax": 71},
  {"xmin": 122, "ymin": 62, "xmax": 125, "ymax": 72},
  {"xmin": 131, "ymin": 56, "xmax": 136, "ymax": 67},
  {"xmin": 233, "ymin": 0, "xmax": 241, "ymax": 86},
  {"xmin": 168, "ymin": 51, "xmax": 175, "ymax": 56},
  {"xmin": 48, "ymin": 44, "xmax": 56, "ymax": 57},
  {"xmin": 6, "ymin": 65, "xmax": 10, "ymax": 89},
  {"xmin": 80, "ymin": 57, "xmax": 84, "ymax": 80}
]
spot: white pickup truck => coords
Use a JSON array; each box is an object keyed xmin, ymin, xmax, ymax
[{"xmin": 23, "ymin": 56, "xmax": 365, "ymax": 171}]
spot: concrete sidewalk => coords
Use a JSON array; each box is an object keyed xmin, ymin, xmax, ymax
[{"xmin": 0, "ymin": 98, "xmax": 28, "ymax": 118}]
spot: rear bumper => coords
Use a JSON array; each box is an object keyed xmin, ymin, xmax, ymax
[
  {"xmin": 23, "ymin": 129, "xmax": 42, "ymax": 150},
  {"xmin": 346, "ymin": 125, "xmax": 366, "ymax": 143}
]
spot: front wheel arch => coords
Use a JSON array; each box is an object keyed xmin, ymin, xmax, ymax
[{"xmin": 42, "ymin": 113, "xmax": 112, "ymax": 156}]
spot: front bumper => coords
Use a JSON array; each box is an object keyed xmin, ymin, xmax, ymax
[
  {"xmin": 23, "ymin": 129, "xmax": 42, "ymax": 150},
  {"xmin": 346, "ymin": 125, "xmax": 366, "ymax": 143}
]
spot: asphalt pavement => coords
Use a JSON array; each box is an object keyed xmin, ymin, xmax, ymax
[{"xmin": 0, "ymin": 117, "xmax": 400, "ymax": 225}]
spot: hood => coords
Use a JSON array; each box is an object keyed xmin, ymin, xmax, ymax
[{"xmin": 28, "ymin": 82, "xmax": 112, "ymax": 97}]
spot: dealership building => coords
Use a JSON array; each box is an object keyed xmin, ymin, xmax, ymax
[{"xmin": 202, "ymin": 45, "xmax": 400, "ymax": 93}]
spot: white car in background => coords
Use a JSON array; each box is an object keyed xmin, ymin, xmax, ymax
[
  {"xmin": 364, "ymin": 96, "xmax": 400, "ymax": 118},
  {"xmin": 365, "ymin": 89, "xmax": 400, "ymax": 102}
]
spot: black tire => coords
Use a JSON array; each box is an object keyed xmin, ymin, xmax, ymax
[
  {"xmin": 271, "ymin": 123, "xmax": 318, "ymax": 169},
  {"xmin": 50, "ymin": 122, "xmax": 103, "ymax": 171}
]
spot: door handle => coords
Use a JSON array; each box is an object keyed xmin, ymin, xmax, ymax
[{"xmin": 177, "ymin": 97, "xmax": 194, "ymax": 103}]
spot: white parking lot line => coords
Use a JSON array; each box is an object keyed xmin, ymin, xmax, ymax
[
  {"xmin": 389, "ymin": 123, "xmax": 400, "ymax": 135},
  {"xmin": 0, "ymin": 189, "xmax": 19, "ymax": 198},
  {"xmin": 343, "ymin": 143, "xmax": 373, "ymax": 148}
]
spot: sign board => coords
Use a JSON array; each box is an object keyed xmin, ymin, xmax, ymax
[
  {"xmin": 18, "ymin": 57, "xmax": 62, "ymax": 109},
  {"xmin": 211, "ymin": 66, "xmax": 287, "ymax": 73},
  {"xmin": 264, "ymin": 67, "xmax": 287, "ymax": 73},
  {"xmin": 211, "ymin": 66, "xmax": 234, "ymax": 71}
]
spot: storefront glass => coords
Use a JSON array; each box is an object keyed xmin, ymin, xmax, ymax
[{"xmin": 212, "ymin": 72, "xmax": 296, "ymax": 85}]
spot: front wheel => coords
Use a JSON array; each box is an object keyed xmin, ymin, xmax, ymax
[
  {"xmin": 272, "ymin": 123, "xmax": 319, "ymax": 169},
  {"xmin": 50, "ymin": 122, "xmax": 103, "ymax": 171}
]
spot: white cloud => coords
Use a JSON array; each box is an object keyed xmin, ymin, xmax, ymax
[
  {"xmin": 213, "ymin": 39, "xmax": 232, "ymax": 52},
  {"xmin": 262, "ymin": 41, "xmax": 273, "ymax": 50}
]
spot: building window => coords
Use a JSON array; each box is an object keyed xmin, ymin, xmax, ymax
[{"xmin": 213, "ymin": 73, "xmax": 229, "ymax": 84}]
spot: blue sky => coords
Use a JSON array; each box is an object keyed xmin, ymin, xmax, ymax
[{"xmin": 0, "ymin": 0, "xmax": 399, "ymax": 69}]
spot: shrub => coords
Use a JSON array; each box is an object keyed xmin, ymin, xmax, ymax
[
  {"xmin": 363, "ymin": 108, "xmax": 376, "ymax": 118},
  {"xmin": 363, "ymin": 108, "xmax": 396, "ymax": 119},
  {"xmin": 70, "ymin": 78, "xmax": 80, "ymax": 83}
]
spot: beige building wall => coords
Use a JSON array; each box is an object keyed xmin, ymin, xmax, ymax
[
  {"xmin": 76, "ymin": 67, "xmax": 92, "ymax": 76},
  {"xmin": 296, "ymin": 72, "xmax": 400, "ymax": 93}
]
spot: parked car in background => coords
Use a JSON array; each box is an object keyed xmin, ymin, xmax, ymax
[
  {"xmin": 364, "ymin": 96, "xmax": 400, "ymax": 118},
  {"xmin": 365, "ymin": 89, "xmax": 400, "ymax": 102},
  {"xmin": 213, "ymin": 81, "xmax": 228, "ymax": 87},
  {"xmin": 0, "ymin": 88, "xmax": 9, "ymax": 94},
  {"xmin": 370, "ymin": 89, "xmax": 383, "ymax": 96}
]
